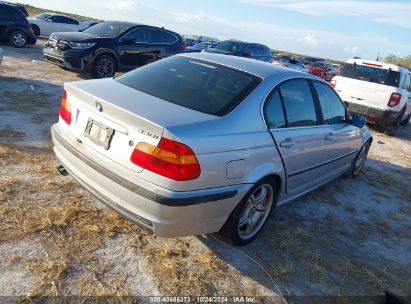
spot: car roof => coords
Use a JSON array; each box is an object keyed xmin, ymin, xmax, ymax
[{"xmin": 178, "ymin": 52, "xmax": 302, "ymax": 78}]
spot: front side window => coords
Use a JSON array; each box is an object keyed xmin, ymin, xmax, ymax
[
  {"xmin": 314, "ymin": 82, "xmax": 347, "ymax": 125},
  {"xmin": 264, "ymin": 90, "xmax": 286, "ymax": 129},
  {"xmin": 123, "ymin": 28, "xmax": 147, "ymax": 43},
  {"xmin": 116, "ymin": 56, "xmax": 261, "ymax": 116},
  {"xmin": 279, "ymin": 80, "xmax": 318, "ymax": 127}
]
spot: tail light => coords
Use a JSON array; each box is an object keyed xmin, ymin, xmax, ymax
[
  {"xmin": 180, "ymin": 43, "xmax": 186, "ymax": 49},
  {"xmin": 59, "ymin": 90, "xmax": 72, "ymax": 125},
  {"xmin": 388, "ymin": 93, "xmax": 401, "ymax": 107},
  {"xmin": 130, "ymin": 137, "xmax": 201, "ymax": 181},
  {"xmin": 330, "ymin": 79, "xmax": 337, "ymax": 88}
]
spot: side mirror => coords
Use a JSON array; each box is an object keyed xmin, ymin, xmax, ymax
[{"xmin": 350, "ymin": 114, "xmax": 366, "ymax": 128}]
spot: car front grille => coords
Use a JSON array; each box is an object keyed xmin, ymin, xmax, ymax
[{"xmin": 44, "ymin": 38, "xmax": 70, "ymax": 54}]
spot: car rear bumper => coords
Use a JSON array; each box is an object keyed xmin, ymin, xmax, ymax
[
  {"xmin": 43, "ymin": 48, "xmax": 94, "ymax": 72},
  {"xmin": 345, "ymin": 102, "xmax": 400, "ymax": 127},
  {"xmin": 51, "ymin": 124, "xmax": 251, "ymax": 237}
]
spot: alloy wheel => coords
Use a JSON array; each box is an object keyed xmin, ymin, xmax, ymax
[
  {"xmin": 97, "ymin": 58, "xmax": 114, "ymax": 78},
  {"xmin": 354, "ymin": 143, "xmax": 369, "ymax": 175},
  {"xmin": 238, "ymin": 184, "xmax": 274, "ymax": 240},
  {"xmin": 13, "ymin": 33, "xmax": 26, "ymax": 47}
]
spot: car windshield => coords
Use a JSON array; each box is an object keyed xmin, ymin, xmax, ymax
[
  {"xmin": 84, "ymin": 21, "xmax": 131, "ymax": 38},
  {"xmin": 214, "ymin": 41, "xmax": 247, "ymax": 54},
  {"xmin": 116, "ymin": 56, "xmax": 261, "ymax": 116},
  {"xmin": 33, "ymin": 13, "xmax": 52, "ymax": 20},
  {"xmin": 340, "ymin": 63, "xmax": 400, "ymax": 87}
]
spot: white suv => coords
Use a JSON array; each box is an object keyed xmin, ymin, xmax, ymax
[{"xmin": 331, "ymin": 59, "xmax": 411, "ymax": 136}]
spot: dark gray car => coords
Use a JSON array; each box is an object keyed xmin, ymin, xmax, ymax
[{"xmin": 205, "ymin": 40, "xmax": 273, "ymax": 62}]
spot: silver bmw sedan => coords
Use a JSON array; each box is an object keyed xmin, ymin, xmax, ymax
[{"xmin": 51, "ymin": 53, "xmax": 372, "ymax": 245}]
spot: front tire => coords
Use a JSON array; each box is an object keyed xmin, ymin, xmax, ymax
[
  {"xmin": 346, "ymin": 141, "xmax": 371, "ymax": 178},
  {"xmin": 220, "ymin": 177, "xmax": 277, "ymax": 246},
  {"xmin": 9, "ymin": 31, "xmax": 28, "ymax": 48},
  {"xmin": 92, "ymin": 54, "xmax": 116, "ymax": 79},
  {"xmin": 31, "ymin": 24, "xmax": 40, "ymax": 37}
]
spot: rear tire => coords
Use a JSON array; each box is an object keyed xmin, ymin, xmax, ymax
[
  {"xmin": 92, "ymin": 54, "xmax": 116, "ymax": 79},
  {"xmin": 219, "ymin": 177, "xmax": 277, "ymax": 246},
  {"xmin": 9, "ymin": 31, "xmax": 27, "ymax": 48},
  {"xmin": 400, "ymin": 113, "xmax": 410, "ymax": 127},
  {"xmin": 346, "ymin": 141, "xmax": 371, "ymax": 178},
  {"xmin": 31, "ymin": 24, "xmax": 40, "ymax": 37},
  {"xmin": 385, "ymin": 111, "xmax": 404, "ymax": 136}
]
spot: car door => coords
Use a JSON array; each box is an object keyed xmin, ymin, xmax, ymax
[
  {"xmin": 312, "ymin": 81, "xmax": 362, "ymax": 183},
  {"xmin": 147, "ymin": 28, "xmax": 172, "ymax": 58},
  {"xmin": 265, "ymin": 79, "xmax": 326, "ymax": 196},
  {"xmin": 118, "ymin": 28, "xmax": 156, "ymax": 68}
]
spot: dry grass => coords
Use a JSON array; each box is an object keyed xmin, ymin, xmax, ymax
[{"xmin": 147, "ymin": 241, "xmax": 229, "ymax": 295}]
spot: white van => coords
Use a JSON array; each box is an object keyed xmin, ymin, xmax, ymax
[{"xmin": 331, "ymin": 59, "xmax": 411, "ymax": 136}]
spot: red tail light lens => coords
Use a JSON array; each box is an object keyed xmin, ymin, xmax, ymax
[
  {"xmin": 59, "ymin": 90, "xmax": 72, "ymax": 125},
  {"xmin": 131, "ymin": 137, "xmax": 201, "ymax": 181},
  {"xmin": 180, "ymin": 43, "xmax": 186, "ymax": 49},
  {"xmin": 330, "ymin": 79, "xmax": 337, "ymax": 88},
  {"xmin": 388, "ymin": 93, "xmax": 401, "ymax": 107}
]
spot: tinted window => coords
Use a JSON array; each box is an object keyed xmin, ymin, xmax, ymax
[
  {"xmin": 149, "ymin": 29, "xmax": 168, "ymax": 43},
  {"xmin": 264, "ymin": 90, "xmax": 286, "ymax": 129},
  {"xmin": 116, "ymin": 56, "xmax": 261, "ymax": 116},
  {"xmin": 340, "ymin": 63, "xmax": 400, "ymax": 87},
  {"xmin": 123, "ymin": 28, "xmax": 147, "ymax": 43},
  {"xmin": 402, "ymin": 74, "xmax": 411, "ymax": 91},
  {"xmin": 244, "ymin": 45, "xmax": 254, "ymax": 55},
  {"xmin": 314, "ymin": 82, "xmax": 347, "ymax": 125},
  {"xmin": 280, "ymin": 80, "xmax": 318, "ymax": 127},
  {"xmin": 84, "ymin": 21, "xmax": 131, "ymax": 37},
  {"xmin": 50, "ymin": 16, "xmax": 65, "ymax": 23},
  {"xmin": 166, "ymin": 32, "xmax": 177, "ymax": 44},
  {"xmin": 215, "ymin": 41, "xmax": 247, "ymax": 54},
  {"xmin": 0, "ymin": 6, "xmax": 15, "ymax": 19},
  {"xmin": 65, "ymin": 17, "xmax": 79, "ymax": 25},
  {"xmin": 254, "ymin": 46, "xmax": 264, "ymax": 56}
]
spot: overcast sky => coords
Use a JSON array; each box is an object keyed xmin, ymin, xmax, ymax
[{"xmin": 9, "ymin": 0, "xmax": 411, "ymax": 60}]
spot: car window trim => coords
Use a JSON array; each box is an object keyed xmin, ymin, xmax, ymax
[
  {"xmin": 309, "ymin": 79, "xmax": 350, "ymax": 125},
  {"xmin": 262, "ymin": 77, "xmax": 327, "ymax": 130}
]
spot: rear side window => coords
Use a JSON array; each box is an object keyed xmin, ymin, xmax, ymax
[
  {"xmin": 264, "ymin": 90, "xmax": 286, "ymax": 129},
  {"xmin": 149, "ymin": 29, "xmax": 168, "ymax": 43},
  {"xmin": 116, "ymin": 56, "xmax": 261, "ymax": 116},
  {"xmin": 166, "ymin": 32, "xmax": 177, "ymax": 44},
  {"xmin": 314, "ymin": 82, "xmax": 347, "ymax": 125},
  {"xmin": 340, "ymin": 63, "xmax": 400, "ymax": 87},
  {"xmin": 279, "ymin": 80, "xmax": 318, "ymax": 127},
  {"xmin": 402, "ymin": 74, "xmax": 411, "ymax": 92}
]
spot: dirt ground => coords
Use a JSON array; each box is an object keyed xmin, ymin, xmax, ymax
[{"xmin": 1, "ymin": 41, "xmax": 410, "ymax": 304}]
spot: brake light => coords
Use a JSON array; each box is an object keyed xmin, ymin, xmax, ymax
[
  {"xmin": 130, "ymin": 137, "xmax": 201, "ymax": 181},
  {"xmin": 330, "ymin": 79, "xmax": 337, "ymax": 88},
  {"xmin": 388, "ymin": 93, "xmax": 401, "ymax": 107},
  {"xmin": 59, "ymin": 90, "xmax": 72, "ymax": 125},
  {"xmin": 180, "ymin": 43, "xmax": 186, "ymax": 49}
]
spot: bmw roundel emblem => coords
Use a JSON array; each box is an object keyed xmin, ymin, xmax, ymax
[{"xmin": 96, "ymin": 102, "xmax": 103, "ymax": 112}]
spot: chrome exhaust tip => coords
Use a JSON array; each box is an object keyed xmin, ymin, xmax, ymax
[{"xmin": 57, "ymin": 164, "xmax": 68, "ymax": 176}]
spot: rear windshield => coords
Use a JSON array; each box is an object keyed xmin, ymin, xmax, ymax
[
  {"xmin": 116, "ymin": 56, "xmax": 261, "ymax": 116},
  {"xmin": 340, "ymin": 63, "xmax": 400, "ymax": 87}
]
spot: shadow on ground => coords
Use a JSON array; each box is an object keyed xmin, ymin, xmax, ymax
[{"xmin": 199, "ymin": 158, "xmax": 411, "ymax": 302}]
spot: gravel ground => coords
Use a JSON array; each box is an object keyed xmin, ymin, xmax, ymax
[{"xmin": 0, "ymin": 45, "xmax": 410, "ymax": 304}]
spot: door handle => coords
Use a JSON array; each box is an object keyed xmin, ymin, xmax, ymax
[
  {"xmin": 280, "ymin": 139, "xmax": 295, "ymax": 148},
  {"xmin": 325, "ymin": 133, "xmax": 335, "ymax": 140}
]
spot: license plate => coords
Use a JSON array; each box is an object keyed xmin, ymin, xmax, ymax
[{"xmin": 84, "ymin": 119, "xmax": 114, "ymax": 150}]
